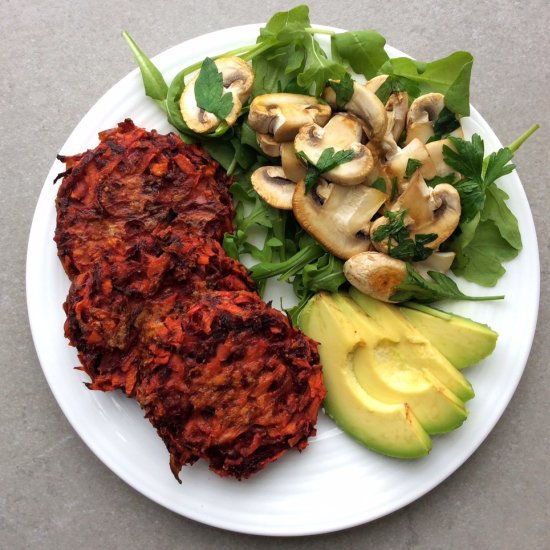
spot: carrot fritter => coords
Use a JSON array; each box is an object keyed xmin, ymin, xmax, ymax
[
  {"xmin": 64, "ymin": 239, "xmax": 255, "ymax": 395},
  {"xmin": 55, "ymin": 119, "xmax": 234, "ymax": 279},
  {"xmin": 55, "ymin": 120, "xmax": 326, "ymax": 480},
  {"xmin": 135, "ymin": 291, "xmax": 325, "ymax": 480}
]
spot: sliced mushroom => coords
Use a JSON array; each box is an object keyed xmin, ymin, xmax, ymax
[
  {"xmin": 280, "ymin": 142, "xmax": 306, "ymax": 183},
  {"xmin": 405, "ymin": 93, "xmax": 445, "ymax": 144},
  {"xmin": 294, "ymin": 114, "xmax": 373, "ymax": 186},
  {"xmin": 251, "ymin": 166, "xmax": 296, "ymax": 210},
  {"xmin": 386, "ymin": 138, "xmax": 437, "ymax": 180},
  {"xmin": 180, "ymin": 57, "xmax": 254, "ymax": 134},
  {"xmin": 292, "ymin": 180, "xmax": 387, "ymax": 259},
  {"xmin": 370, "ymin": 171, "xmax": 461, "ymax": 253},
  {"xmin": 248, "ymin": 93, "xmax": 332, "ymax": 142},
  {"xmin": 386, "ymin": 92, "xmax": 409, "ymax": 143},
  {"xmin": 344, "ymin": 251, "xmax": 407, "ymax": 302},
  {"xmin": 364, "ymin": 74, "xmax": 389, "ymax": 93},
  {"xmin": 257, "ymin": 133, "xmax": 281, "ymax": 157},
  {"xmin": 344, "ymin": 83, "xmax": 388, "ymax": 141}
]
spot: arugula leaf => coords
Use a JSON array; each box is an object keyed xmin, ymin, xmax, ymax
[
  {"xmin": 405, "ymin": 158, "xmax": 423, "ymax": 178},
  {"xmin": 390, "ymin": 263, "xmax": 504, "ymax": 303},
  {"xmin": 259, "ymin": 4, "xmax": 310, "ymax": 40},
  {"xmin": 249, "ymin": 242, "xmax": 325, "ymax": 281},
  {"xmin": 297, "ymin": 34, "xmax": 347, "ymax": 96},
  {"xmin": 327, "ymin": 72, "xmax": 354, "ymax": 109},
  {"xmin": 298, "ymin": 148, "xmax": 355, "ymax": 192},
  {"xmin": 332, "ymin": 30, "xmax": 389, "ymax": 79},
  {"xmin": 122, "ymin": 31, "xmax": 168, "ymax": 108},
  {"xmin": 194, "ymin": 57, "xmax": 234, "ymax": 119}
]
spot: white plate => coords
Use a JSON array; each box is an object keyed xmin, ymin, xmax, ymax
[{"xmin": 26, "ymin": 24, "xmax": 540, "ymax": 536}]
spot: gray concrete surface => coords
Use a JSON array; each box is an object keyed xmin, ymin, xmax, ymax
[{"xmin": 1, "ymin": 0, "xmax": 548, "ymax": 548}]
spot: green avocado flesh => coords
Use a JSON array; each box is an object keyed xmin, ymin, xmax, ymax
[
  {"xmin": 332, "ymin": 295, "xmax": 468, "ymax": 435},
  {"xmin": 399, "ymin": 304, "xmax": 498, "ymax": 370},
  {"xmin": 349, "ymin": 289, "xmax": 475, "ymax": 402},
  {"xmin": 299, "ymin": 293, "xmax": 432, "ymax": 458}
]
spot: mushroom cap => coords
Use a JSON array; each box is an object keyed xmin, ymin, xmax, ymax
[
  {"xmin": 345, "ymin": 83, "xmax": 388, "ymax": 141},
  {"xmin": 294, "ymin": 114, "xmax": 373, "ymax": 186},
  {"xmin": 251, "ymin": 166, "xmax": 296, "ymax": 210},
  {"xmin": 180, "ymin": 56, "xmax": 254, "ymax": 134},
  {"xmin": 292, "ymin": 180, "xmax": 387, "ymax": 259},
  {"xmin": 370, "ymin": 171, "xmax": 461, "ymax": 253},
  {"xmin": 248, "ymin": 93, "xmax": 332, "ymax": 142},
  {"xmin": 344, "ymin": 251, "xmax": 408, "ymax": 302},
  {"xmin": 280, "ymin": 142, "xmax": 306, "ymax": 183},
  {"xmin": 405, "ymin": 93, "xmax": 445, "ymax": 144}
]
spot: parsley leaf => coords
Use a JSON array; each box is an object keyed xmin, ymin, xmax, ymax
[
  {"xmin": 327, "ymin": 72, "xmax": 354, "ymax": 109},
  {"xmin": 297, "ymin": 148, "xmax": 355, "ymax": 193},
  {"xmin": 370, "ymin": 177, "xmax": 387, "ymax": 193},
  {"xmin": 390, "ymin": 263, "xmax": 504, "ymax": 303},
  {"xmin": 371, "ymin": 210, "xmax": 436, "ymax": 262},
  {"xmin": 405, "ymin": 158, "xmax": 423, "ymax": 178},
  {"xmin": 430, "ymin": 107, "xmax": 460, "ymax": 141},
  {"xmin": 194, "ymin": 57, "xmax": 234, "ymax": 120}
]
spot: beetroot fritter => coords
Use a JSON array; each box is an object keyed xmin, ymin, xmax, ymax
[
  {"xmin": 55, "ymin": 119, "xmax": 234, "ymax": 279},
  {"xmin": 135, "ymin": 291, "xmax": 326, "ymax": 480},
  {"xmin": 55, "ymin": 120, "xmax": 326, "ymax": 480}
]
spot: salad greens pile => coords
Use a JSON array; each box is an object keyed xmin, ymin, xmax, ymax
[{"xmin": 123, "ymin": 4, "xmax": 537, "ymax": 323}]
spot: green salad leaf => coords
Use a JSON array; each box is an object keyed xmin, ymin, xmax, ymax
[
  {"xmin": 331, "ymin": 30, "xmax": 389, "ymax": 79},
  {"xmin": 390, "ymin": 264, "xmax": 504, "ymax": 303},
  {"xmin": 380, "ymin": 52, "xmax": 473, "ymax": 115},
  {"xmin": 122, "ymin": 31, "xmax": 168, "ymax": 110},
  {"xmin": 443, "ymin": 125, "xmax": 539, "ymax": 286}
]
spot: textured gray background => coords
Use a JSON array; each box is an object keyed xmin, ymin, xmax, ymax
[{"xmin": 2, "ymin": 0, "xmax": 548, "ymax": 548}]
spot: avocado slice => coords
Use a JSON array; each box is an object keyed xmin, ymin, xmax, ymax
[
  {"xmin": 331, "ymin": 294, "xmax": 468, "ymax": 435},
  {"xmin": 399, "ymin": 304, "xmax": 498, "ymax": 369},
  {"xmin": 300, "ymin": 293, "xmax": 432, "ymax": 459},
  {"xmin": 349, "ymin": 289, "xmax": 475, "ymax": 402}
]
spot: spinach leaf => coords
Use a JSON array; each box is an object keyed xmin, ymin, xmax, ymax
[
  {"xmin": 380, "ymin": 51, "xmax": 473, "ymax": 115},
  {"xmin": 122, "ymin": 31, "xmax": 168, "ymax": 110},
  {"xmin": 165, "ymin": 68, "xmax": 195, "ymax": 142}
]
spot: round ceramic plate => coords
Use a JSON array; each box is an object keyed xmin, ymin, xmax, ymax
[{"xmin": 26, "ymin": 24, "xmax": 540, "ymax": 536}]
